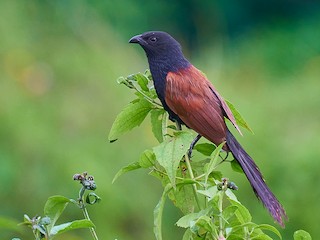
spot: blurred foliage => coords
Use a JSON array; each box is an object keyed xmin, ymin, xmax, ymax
[{"xmin": 0, "ymin": 0, "xmax": 319, "ymax": 239}]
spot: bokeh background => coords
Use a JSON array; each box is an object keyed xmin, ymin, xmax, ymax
[{"xmin": 1, "ymin": 0, "xmax": 320, "ymax": 239}]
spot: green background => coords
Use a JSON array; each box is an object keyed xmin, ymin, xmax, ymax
[{"xmin": 1, "ymin": 1, "xmax": 319, "ymax": 239}]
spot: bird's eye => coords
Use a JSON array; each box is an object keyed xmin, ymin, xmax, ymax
[{"xmin": 149, "ymin": 37, "xmax": 157, "ymax": 42}]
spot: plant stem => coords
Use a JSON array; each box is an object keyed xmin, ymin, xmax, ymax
[
  {"xmin": 82, "ymin": 206, "xmax": 99, "ymax": 240},
  {"xmin": 184, "ymin": 153, "xmax": 201, "ymax": 211},
  {"xmin": 132, "ymin": 83, "xmax": 162, "ymax": 107},
  {"xmin": 218, "ymin": 186, "xmax": 226, "ymax": 239},
  {"xmin": 78, "ymin": 187, "xmax": 99, "ymax": 240}
]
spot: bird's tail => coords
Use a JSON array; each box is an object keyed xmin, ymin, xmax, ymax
[{"xmin": 226, "ymin": 129, "xmax": 287, "ymax": 227}]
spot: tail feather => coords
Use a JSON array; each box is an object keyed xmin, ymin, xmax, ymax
[{"xmin": 226, "ymin": 129, "xmax": 287, "ymax": 227}]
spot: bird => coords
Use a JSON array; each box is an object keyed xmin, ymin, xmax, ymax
[{"xmin": 129, "ymin": 31, "xmax": 287, "ymax": 226}]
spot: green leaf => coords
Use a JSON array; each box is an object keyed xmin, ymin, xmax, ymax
[
  {"xmin": 171, "ymin": 184, "xmax": 196, "ymax": 214},
  {"xmin": 230, "ymin": 159, "xmax": 244, "ymax": 174},
  {"xmin": 134, "ymin": 72, "xmax": 149, "ymax": 91},
  {"xmin": 229, "ymin": 222, "xmax": 257, "ymax": 237},
  {"xmin": 50, "ymin": 219, "xmax": 95, "ymax": 236},
  {"xmin": 197, "ymin": 186, "xmax": 218, "ymax": 200},
  {"xmin": 145, "ymin": 69, "xmax": 152, "ymax": 80},
  {"xmin": 112, "ymin": 161, "xmax": 141, "ymax": 183},
  {"xmin": 194, "ymin": 143, "xmax": 216, "ymax": 156},
  {"xmin": 153, "ymin": 131, "xmax": 194, "ymax": 187},
  {"xmin": 154, "ymin": 183, "xmax": 172, "ymax": 240},
  {"xmin": 210, "ymin": 171, "xmax": 223, "ymax": 181},
  {"xmin": 108, "ymin": 98, "xmax": 152, "ymax": 142},
  {"xmin": 255, "ymin": 224, "xmax": 282, "ymax": 239},
  {"xmin": 226, "ymin": 100, "xmax": 254, "ymax": 134},
  {"xmin": 117, "ymin": 76, "xmax": 134, "ymax": 88},
  {"xmin": 294, "ymin": 230, "xmax": 312, "ymax": 240},
  {"xmin": 222, "ymin": 205, "xmax": 238, "ymax": 222},
  {"xmin": 139, "ymin": 149, "xmax": 156, "ymax": 168},
  {"xmin": 225, "ymin": 189, "xmax": 239, "ymax": 202},
  {"xmin": 182, "ymin": 229, "xmax": 193, "ymax": 240},
  {"xmin": 167, "ymin": 177, "xmax": 197, "ymax": 214},
  {"xmin": 150, "ymin": 109, "xmax": 166, "ymax": 142},
  {"xmin": 194, "ymin": 215, "xmax": 214, "ymax": 234},
  {"xmin": 250, "ymin": 234, "xmax": 273, "ymax": 240},
  {"xmin": 204, "ymin": 142, "xmax": 225, "ymax": 185},
  {"xmin": 44, "ymin": 195, "xmax": 70, "ymax": 231},
  {"xmin": 229, "ymin": 199, "xmax": 252, "ymax": 224},
  {"xmin": 86, "ymin": 192, "xmax": 101, "ymax": 205},
  {"xmin": 176, "ymin": 210, "xmax": 209, "ymax": 228}
]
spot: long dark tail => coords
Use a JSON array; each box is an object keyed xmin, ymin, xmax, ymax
[{"xmin": 226, "ymin": 129, "xmax": 287, "ymax": 227}]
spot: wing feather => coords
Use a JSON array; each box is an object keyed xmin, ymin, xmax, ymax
[{"xmin": 165, "ymin": 65, "xmax": 241, "ymax": 147}]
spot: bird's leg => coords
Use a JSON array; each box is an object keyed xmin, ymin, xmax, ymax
[
  {"xmin": 188, "ymin": 134, "xmax": 202, "ymax": 158},
  {"xmin": 220, "ymin": 152, "xmax": 229, "ymax": 162},
  {"xmin": 175, "ymin": 120, "xmax": 182, "ymax": 130}
]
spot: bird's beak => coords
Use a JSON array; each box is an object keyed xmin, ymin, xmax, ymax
[{"xmin": 129, "ymin": 34, "xmax": 142, "ymax": 44}]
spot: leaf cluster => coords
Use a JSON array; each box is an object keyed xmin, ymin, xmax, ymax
[
  {"xmin": 109, "ymin": 71, "xmax": 311, "ymax": 239},
  {"xmin": 13, "ymin": 172, "xmax": 100, "ymax": 240},
  {"xmin": 20, "ymin": 196, "xmax": 94, "ymax": 239}
]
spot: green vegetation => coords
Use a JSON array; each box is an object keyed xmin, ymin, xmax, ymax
[
  {"xmin": 108, "ymin": 71, "xmax": 311, "ymax": 240},
  {"xmin": 0, "ymin": 1, "xmax": 319, "ymax": 239},
  {"xmin": 19, "ymin": 172, "xmax": 99, "ymax": 240}
]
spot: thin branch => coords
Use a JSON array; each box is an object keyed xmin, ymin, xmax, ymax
[{"xmin": 184, "ymin": 153, "xmax": 202, "ymax": 211}]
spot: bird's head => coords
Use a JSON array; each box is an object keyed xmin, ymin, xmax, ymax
[{"xmin": 129, "ymin": 31, "xmax": 184, "ymax": 61}]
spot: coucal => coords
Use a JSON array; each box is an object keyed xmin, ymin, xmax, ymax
[{"xmin": 129, "ymin": 31, "xmax": 286, "ymax": 226}]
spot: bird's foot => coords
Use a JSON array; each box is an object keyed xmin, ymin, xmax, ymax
[{"xmin": 187, "ymin": 134, "xmax": 202, "ymax": 159}]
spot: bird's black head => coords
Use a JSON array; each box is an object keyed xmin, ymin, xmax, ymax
[
  {"xmin": 129, "ymin": 31, "xmax": 189, "ymax": 70},
  {"xmin": 129, "ymin": 31, "xmax": 189, "ymax": 125}
]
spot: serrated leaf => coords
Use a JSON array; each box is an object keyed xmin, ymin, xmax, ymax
[
  {"xmin": 112, "ymin": 161, "xmax": 141, "ymax": 183},
  {"xmin": 167, "ymin": 176, "xmax": 197, "ymax": 214},
  {"xmin": 139, "ymin": 149, "xmax": 156, "ymax": 168},
  {"xmin": 174, "ymin": 185, "xmax": 196, "ymax": 214},
  {"xmin": 44, "ymin": 195, "xmax": 70, "ymax": 231},
  {"xmin": 108, "ymin": 98, "xmax": 152, "ymax": 142},
  {"xmin": 204, "ymin": 142, "xmax": 225, "ymax": 185},
  {"xmin": 255, "ymin": 224, "xmax": 282, "ymax": 239},
  {"xmin": 226, "ymin": 100, "xmax": 254, "ymax": 134},
  {"xmin": 50, "ymin": 219, "xmax": 95, "ymax": 236},
  {"xmin": 294, "ymin": 230, "xmax": 312, "ymax": 240},
  {"xmin": 194, "ymin": 143, "xmax": 216, "ymax": 156},
  {"xmin": 230, "ymin": 159, "xmax": 244, "ymax": 174},
  {"xmin": 153, "ymin": 131, "xmax": 194, "ymax": 187},
  {"xmin": 150, "ymin": 109, "xmax": 166, "ymax": 142}
]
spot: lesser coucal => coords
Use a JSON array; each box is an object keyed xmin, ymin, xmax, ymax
[{"xmin": 129, "ymin": 31, "xmax": 286, "ymax": 226}]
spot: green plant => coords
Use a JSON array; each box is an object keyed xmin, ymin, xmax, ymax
[
  {"xmin": 109, "ymin": 70, "xmax": 312, "ymax": 240},
  {"xmin": 15, "ymin": 172, "xmax": 100, "ymax": 240}
]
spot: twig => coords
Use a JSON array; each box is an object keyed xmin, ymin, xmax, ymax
[
  {"xmin": 184, "ymin": 153, "xmax": 201, "ymax": 211},
  {"xmin": 74, "ymin": 172, "xmax": 99, "ymax": 240}
]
